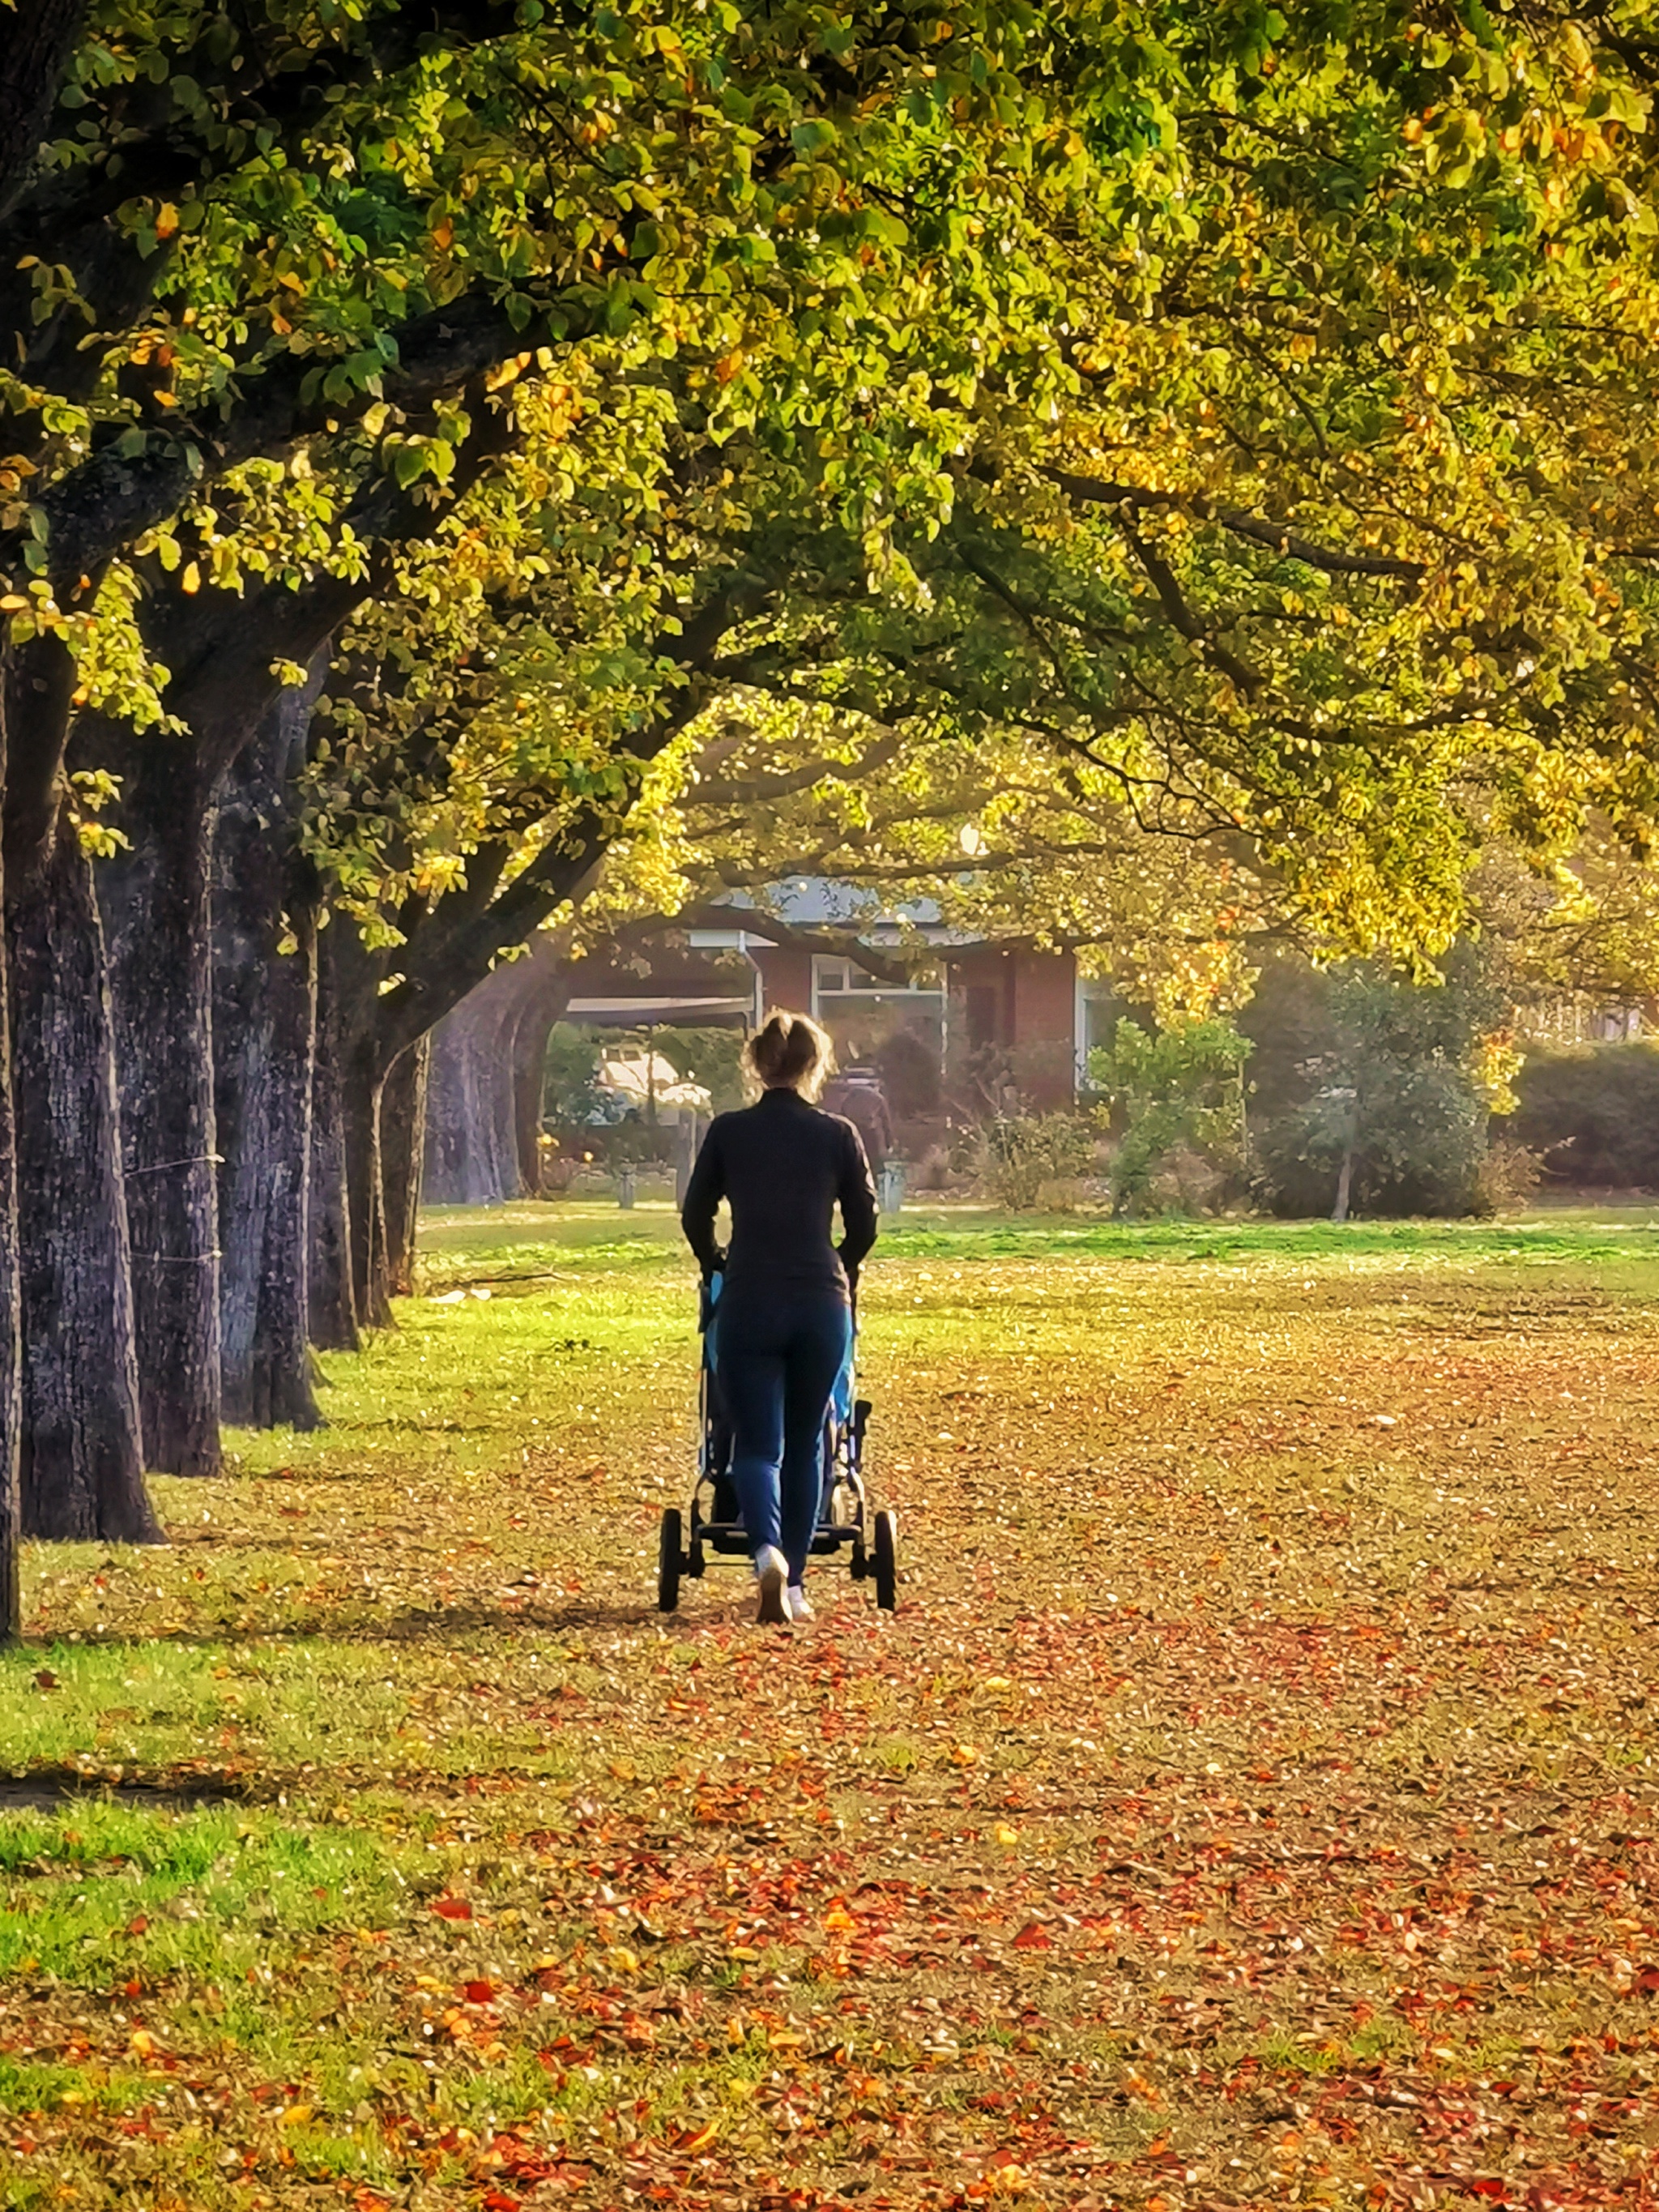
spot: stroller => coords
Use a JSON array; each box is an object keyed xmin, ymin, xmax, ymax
[{"xmin": 657, "ymin": 1273, "xmax": 898, "ymax": 1612}]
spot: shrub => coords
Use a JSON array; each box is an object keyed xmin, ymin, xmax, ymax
[
  {"xmin": 913, "ymin": 1144, "xmax": 957, "ymax": 1193},
  {"xmin": 1473, "ymin": 1138, "xmax": 1544, "ymax": 1215},
  {"xmin": 874, "ymin": 1027, "xmax": 942, "ymax": 1117},
  {"xmin": 1254, "ymin": 1063, "xmax": 1489, "ymax": 1217},
  {"xmin": 970, "ymin": 1113, "xmax": 1097, "ymax": 1211},
  {"xmin": 1088, "ymin": 1016, "xmax": 1250, "ymax": 1216},
  {"xmin": 1247, "ymin": 948, "xmax": 1519, "ymax": 1219},
  {"xmin": 1510, "ymin": 1042, "xmax": 1659, "ymax": 1188}
]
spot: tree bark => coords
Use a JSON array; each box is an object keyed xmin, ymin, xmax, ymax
[
  {"xmin": 213, "ymin": 688, "xmax": 322, "ymax": 1429},
  {"xmin": 510, "ymin": 973, "xmax": 572, "ymax": 1193},
  {"xmin": 343, "ymin": 1034, "xmax": 392, "ymax": 1330},
  {"xmin": 424, "ymin": 943, "xmax": 571, "ymax": 1203},
  {"xmin": 7, "ymin": 810, "xmax": 160, "ymax": 1541},
  {"xmin": 424, "ymin": 997, "xmax": 520, "ymax": 1203},
  {"xmin": 307, "ymin": 923, "xmax": 359, "ymax": 1352},
  {"xmin": 381, "ymin": 1036, "xmax": 429, "ymax": 1298},
  {"xmin": 0, "ymin": 0, "xmax": 89, "ymax": 221},
  {"xmin": 0, "ymin": 659, "xmax": 21, "ymax": 1637},
  {"xmin": 90, "ymin": 726, "xmax": 222, "ymax": 1475}
]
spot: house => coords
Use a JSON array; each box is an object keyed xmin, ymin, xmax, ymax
[
  {"xmin": 425, "ymin": 884, "xmax": 1104, "ymax": 1206},
  {"xmin": 683, "ymin": 883, "xmax": 1108, "ymax": 1112}
]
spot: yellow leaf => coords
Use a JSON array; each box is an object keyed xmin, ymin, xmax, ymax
[
  {"xmin": 277, "ymin": 2104, "xmax": 313, "ymax": 2129},
  {"xmin": 181, "ymin": 562, "xmax": 200, "ymax": 595},
  {"xmin": 154, "ymin": 203, "xmax": 179, "ymax": 240},
  {"xmin": 995, "ymin": 1824, "xmax": 1020, "ymax": 1847}
]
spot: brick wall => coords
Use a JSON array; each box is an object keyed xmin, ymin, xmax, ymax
[
  {"xmin": 753, "ymin": 946, "xmax": 814, "ymax": 1015},
  {"xmin": 1012, "ymin": 950, "xmax": 1077, "ymax": 1107}
]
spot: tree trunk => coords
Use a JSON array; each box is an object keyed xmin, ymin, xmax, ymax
[
  {"xmin": 0, "ymin": 920, "xmax": 15, "ymax": 1637},
  {"xmin": 424, "ymin": 1004, "xmax": 514, "ymax": 1203},
  {"xmin": 1332, "ymin": 1141, "xmax": 1355, "ymax": 1225},
  {"xmin": 381, "ymin": 1037, "xmax": 429, "ymax": 1299},
  {"xmin": 0, "ymin": 664, "xmax": 20, "ymax": 1638},
  {"xmin": 91, "ymin": 728, "xmax": 222, "ymax": 1475},
  {"xmin": 0, "ymin": 0, "xmax": 90, "ymax": 221},
  {"xmin": 344, "ymin": 1036, "xmax": 392, "ymax": 1330},
  {"xmin": 511, "ymin": 977, "xmax": 572, "ymax": 1192},
  {"xmin": 424, "ymin": 946, "xmax": 569, "ymax": 1202},
  {"xmin": 7, "ymin": 811, "xmax": 159, "ymax": 1542},
  {"xmin": 213, "ymin": 690, "xmax": 322, "ymax": 1429},
  {"xmin": 308, "ymin": 924, "xmax": 359, "ymax": 1353}
]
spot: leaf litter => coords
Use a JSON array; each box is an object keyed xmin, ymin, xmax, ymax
[{"xmin": 4, "ymin": 1206, "xmax": 1659, "ymax": 2210}]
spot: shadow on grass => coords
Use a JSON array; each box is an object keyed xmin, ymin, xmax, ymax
[
  {"xmin": 22, "ymin": 1598, "xmax": 667, "ymax": 1650},
  {"xmin": 0, "ymin": 1766, "xmax": 262, "ymax": 1812}
]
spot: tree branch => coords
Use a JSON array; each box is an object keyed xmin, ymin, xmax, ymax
[
  {"xmin": 1040, "ymin": 467, "xmax": 1426, "ymax": 581},
  {"xmin": 10, "ymin": 284, "xmax": 578, "ymax": 592}
]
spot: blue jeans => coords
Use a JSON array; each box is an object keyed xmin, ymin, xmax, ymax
[{"xmin": 716, "ymin": 1290, "xmax": 852, "ymax": 1583}]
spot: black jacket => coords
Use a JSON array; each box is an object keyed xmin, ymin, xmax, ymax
[{"xmin": 680, "ymin": 1087, "xmax": 878, "ymax": 1299}]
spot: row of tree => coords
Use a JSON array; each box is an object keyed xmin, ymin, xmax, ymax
[{"xmin": 6, "ymin": 2, "xmax": 1659, "ymax": 1634}]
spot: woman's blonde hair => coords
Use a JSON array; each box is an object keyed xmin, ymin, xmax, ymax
[{"xmin": 745, "ymin": 1010, "xmax": 834, "ymax": 1101}]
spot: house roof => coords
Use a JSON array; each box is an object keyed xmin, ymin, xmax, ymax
[{"xmin": 700, "ymin": 879, "xmax": 975, "ymax": 946}]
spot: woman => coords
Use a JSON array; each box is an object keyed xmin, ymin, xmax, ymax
[{"xmin": 680, "ymin": 1012, "xmax": 877, "ymax": 1624}]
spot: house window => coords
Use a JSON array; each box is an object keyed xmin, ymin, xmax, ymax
[{"xmin": 810, "ymin": 956, "xmax": 947, "ymax": 1076}]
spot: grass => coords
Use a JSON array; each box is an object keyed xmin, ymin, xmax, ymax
[{"xmin": 5, "ymin": 1198, "xmax": 1659, "ymax": 2209}]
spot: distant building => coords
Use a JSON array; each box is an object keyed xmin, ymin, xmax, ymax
[{"xmin": 681, "ymin": 882, "xmax": 1108, "ymax": 1111}]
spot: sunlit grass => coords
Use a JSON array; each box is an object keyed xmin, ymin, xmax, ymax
[{"xmin": 6, "ymin": 1199, "xmax": 1659, "ymax": 2207}]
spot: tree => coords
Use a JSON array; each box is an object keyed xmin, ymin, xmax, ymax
[
  {"xmin": 1, "ymin": 0, "xmax": 1082, "ymax": 1547},
  {"xmin": 11, "ymin": 0, "xmax": 1659, "ymax": 1621},
  {"xmin": 1090, "ymin": 1018, "xmax": 1252, "ymax": 1216},
  {"xmin": 1250, "ymin": 945, "xmax": 1520, "ymax": 1221}
]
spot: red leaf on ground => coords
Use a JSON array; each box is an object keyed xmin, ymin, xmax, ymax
[
  {"xmin": 463, "ymin": 1978, "xmax": 496, "ymax": 2004},
  {"xmin": 1013, "ymin": 1922, "xmax": 1053, "ymax": 1950},
  {"xmin": 432, "ymin": 1898, "xmax": 472, "ymax": 1922}
]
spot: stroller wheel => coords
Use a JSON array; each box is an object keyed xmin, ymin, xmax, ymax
[
  {"xmin": 872, "ymin": 1510, "xmax": 898, "ymax": 1612},
  {"xmin": 657, "ymin": 1509, "xmax": 684, "ymax": 1612}
]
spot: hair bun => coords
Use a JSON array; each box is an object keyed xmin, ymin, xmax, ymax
[{"xmin": 747, "ymin": 1010, "xmax": 834, "ymax": 1098}]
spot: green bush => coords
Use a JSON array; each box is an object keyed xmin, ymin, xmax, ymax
[
  {"xmin": 1089, "ymin": 1016, "xmax": 1251, "ymax": 1216},
  {"xmin": 1510, "ymin": 1041, "xmax": 1659, "ymax": 1188},
  {"xmin": 542, "ymin": 1023, "xmax": 608, "ymax": 1126},
  {"xmin": 1254, "ymin": 1064, "xmax": 1490, "ymax": 1218},
  {"xmin": 1249, "ymin": 949, "xmax": 1513, "ymax": 1219},
  {"xmin": 967, "ymin": 1113, "xmax": 1097, "ymax": 1211}
]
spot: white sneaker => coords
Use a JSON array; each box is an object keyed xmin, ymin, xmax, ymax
[
  {"xmin": 753, "ymin": 1545, "xmax": 789, "ymax": 1625},
  {"xmin": 786, "ymin": 1584, "xmax": 813, "ymax": 1622}
]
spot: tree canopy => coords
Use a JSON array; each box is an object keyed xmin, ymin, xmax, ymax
[{"xmin": 10, "ymin": 2, "xmax": 1659, "ymax": 1615}]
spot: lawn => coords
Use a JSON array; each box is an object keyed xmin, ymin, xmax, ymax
[{"xmin": 4, "ymin": 1201, "xmax": 1659, "ymax": 2211}]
